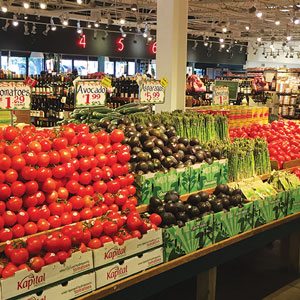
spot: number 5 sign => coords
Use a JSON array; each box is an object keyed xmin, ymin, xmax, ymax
[
  {"xmin": 75, "ymin": 80, "xmax": 107, "ymax": 107},
  {"xmin": 0, "ymin": 81, "xmax": 31, "ymax": 110},
  {"xmin": 139, "ymin": 80, "xmax": 165, "ymax": 104}
]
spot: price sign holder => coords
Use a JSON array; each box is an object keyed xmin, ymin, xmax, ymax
[
  {"xmin": 213, "ymin": 86, "xmax": 229, "ymax": 105},
  {"xmin": 74, "ymin": 79, "xmax": 107, "ymax": 108},
  {"xmin": 0, "ymin": 80, "xmax": 32, "ymax": 125},
  {"xmin": 139, "ymin": 79, "xmax": 166, "ymax": 105}
]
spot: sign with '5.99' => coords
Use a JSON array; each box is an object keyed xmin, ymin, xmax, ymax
[
  {"xmin": 139, "ymin": 80, "xmax": 165, "ymax": 104},
  {"xmin": 75, "ymin": 80, "xmax": 107, "ymax": 107},
  {"xmin": 0, "ymin": 81, "xmax": 31, "ymax": 110}
]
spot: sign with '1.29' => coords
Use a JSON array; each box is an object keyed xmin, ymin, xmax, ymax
[
  {"xmin": 139, "ymin": 80, "xmax": 165, "ymax": 104},
  {"xmin": 0, "ymin": 81, "xmax": 31, "ymax": 110},
  {"xmin": 75, "ymin": 80, "xmax": 107, "ymax": 107}
]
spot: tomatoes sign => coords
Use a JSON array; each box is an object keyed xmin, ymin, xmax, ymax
[
  {"xmin": 139, "ymin": 80, "xmax": 165, "ymax": 104},
  {"xmin": 75, "ymin": 80, "xmax": 106, "ymax": 107},
  {"xmin": 0, "ymin": 81, "xmax": 31, "ymax": 110}
]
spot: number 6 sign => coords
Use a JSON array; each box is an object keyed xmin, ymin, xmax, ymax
[{"xmin": 0, "ymin": 81, "xmax": 31, "ymax": 110}]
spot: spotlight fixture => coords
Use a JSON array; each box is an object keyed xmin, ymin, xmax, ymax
[
  {"xmin": 219, "ymin": 38, "xmax": 224, "ymax": 43},
  {"xmin": 24, "ymin": 22, "xmax": 29, "ymax": 35},
  {"xmin": 262, "ymin": 48, "xmax": 266, "ymax": 55},
  {"xmin": 94, "ymin": 21, "xmax": 99, "ymax": 28},
  {"xmin": 253, "ymin": 49, "xmax": 258, "ymax": 55},
  {"xmin": 204, "ymin": 41, "xmax": 208, "ymax": 47},
  {"xmin": 148, "ymin": 36, "xmax": 153, "ymax": 41},
  {"xmin": 287, "ymin": 35, "xmax": 292, "ymax": 41},
  {"xmin": 93, "ymin": 30, "xmax": 97, "ymax": 39},
  {"xmin": 222, "ymin": 26, "xmax": 227, "ymax": 33},
  {"xmin": 77, "ymin": 0, "xmax": 83, "ymax": 4},
  {"xmin": 104, "ymin": 31, "xmax": 108, "ymax": 38},
  {"xmin": 62, "ymin": 18, "xmax": 68, "ymax": 26},
  {"xmin": 131, "ymin": 4, "xmax": 138, "ymax": 11},
  {"xmin": 293, "ymin": 17, "xmax": 300, "ymax": 25},
  {"xmin": 192, "ymin": 40, "xmax": 198, "ymax": 50},
  {"xmin": 50, "ymin": 18, "xmax": 56, "ymax": 31},
  {"xmin": 220, "ymin": 44, "xmax": 225, "ymax": 48},
  {"xmin": 257, "ymin": 37, "xmax": 262, "ymax": 42},
  {"xmin": 87, "ymin": 22, "xmax": 91, "ymax": 28},
  {"xmin": 40, "ymin": 2, "xmax": 47, "ymax": 9},
  {"xmin": 77, "ymin": 21, "xmax": 82, "ymax": 34},
  {"xmin": 23, "ymin": 2, "xmax": 30, "ymax": 9},
  {"xmin": 119, "ymin": 26, "xmax": 127, "ymax": 37},
  {"xmin": 256, "ymin": 11, "xmax": 263, "ymax": 18},
  {"xmin": 290, "ymin": 53, "xmax": 294, "ymax": 58},
  {"xmin": 120, "ymin": 13, "xmax": 126, "ymax": 25},
  {"xmin": 24, "ymin": 14, "xmax": 28, "ymax": 20},
  {"xmin": 275, "ymin": 20, "xmax": 280, "ymax": 25},
  {"xmin": 43, "ymin": 24, "xmax": 50, "ymax": 36},
  {"xmin": 31, "ymin": 23, "xmax": 36, "ymax": 34},
  {"xmin": 245, "ymin": 25, "xmax": 250, "ymax": 31},
  {"xmin": 239, "ymin": 45, "xmax": 243, "ymax": 52},
  {"xmin": 209, "ymin": 42, "xmax": 213, "ymax": 49},
  {"xmin": 1, "ymin": 4, "xmax": 8, "ymax": 13},
  {"xmin": 143, "ymin": 32, "xmax": 148, "ymax": 38},
  {"xmin": 12, "ymin": 14, "xmax": 19, "ymax": 27},
  {"xmin": 2, "ymin": 19, "xmax": 9, "ymax": 31}
]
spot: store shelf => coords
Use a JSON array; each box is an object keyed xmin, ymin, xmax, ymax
[{"xmin": 78, "ymin": 212, "xmax": 300, "ymax": 300}]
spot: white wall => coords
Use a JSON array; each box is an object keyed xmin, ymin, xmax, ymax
[{"xmin": 246, "ymin": 42, "xmax": 300, "ymax": 68}]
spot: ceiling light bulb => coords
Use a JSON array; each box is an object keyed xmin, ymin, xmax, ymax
[
  {"xmin": 148, "ymin": 36, "xmax": 152, "ymax": 41},
  {"xmin": 143, "ymin": 32, "xmax": 148, "ymax": 38},
  {"xmin": 40, "ymin": 2, "xmax": 47, "ymax": 9},
  {"xmin": 94, "ymin": 22, "xmax": 99, "ymax": 28},
  {"xmin": 287, "ymin": 35, "xmax": 292, "ymax": 41},
  {"xmin": 23, "ymin": 2, "xmax": 30, "ymax": 9},
  {"xmin": 43, "ymin": 25, "xmax": 50, "ymax": 36},
  {"xmin": 24, "ymin": 14, "xmax": 28, "ymax": 20},
  {"xmin": 221, "ymin": 44, "xmax": 225, "ymax": 48},
  {"xmin": 256, "ymin": 11, "xmax": 263, "ymax": 18},
  {"xmin": 257, "ymin": 37, "xmax": 262, "ymax": 42},
  {"xmin": 24, "ymin": 22, "xmax": 29, "ymax": 35},
  {"xmin": 219, "ymin": 38, "xmax": 224, "ymax": 43},
  {"xmin": 77, "ymin": 0, "xmax": 83, "ymax": 4},
  {"xmin": 294, "ymin": 18, "xmax": 300, "ymax": 25},
  {"xmin": 120, "ymin": 18, "xmax": 125, "ymax": 25},
  {"xmin": 275, "ymin": 20, "xmax": 280, "ymax": 25},
  {"xmin": 2, "ymin": 19, "xmax": 9, "ymax": 31},
  {"xmin": 12, "ymin": 14, "xmax": 19, "ymax": 27},
  {"xmin": 77, "ymin": 21, "xmax": 82, "ymax": 34},
  {"xmin": 122, "ymin": 33, "xmax": 127, "ymax": 38},
  {"xmin": 131, "ymin": 4, "xmax": 138, "ymax": 11},
  {"xmin": 245, "ymin": 25, "xmax": 250, "ymax": 31},
  {"xmin": 204, "ymin": 42, "xmax": 208, "ymax": 47},
  {"xmin": 1, "ymin": 5, "xmax": 8, "ymax": 13},
  {"xmin": 222, "ymin": 27, "xmax": 227, "ymax": 33},
  {"xmin": 87, "ymin": 22, "xmax": 91, "ymax": 28}
]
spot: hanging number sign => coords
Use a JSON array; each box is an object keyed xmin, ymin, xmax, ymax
[
  {"xmin": 0, "ymin": 81, "xmax": 31, "ymax": 110},
  {"xmin": 139, "ymin": 79, "xmax": 166, "ymax": 104},
  {"xmin": 75, "ymin": 80, "xmax": 107, "ymax": 107}
]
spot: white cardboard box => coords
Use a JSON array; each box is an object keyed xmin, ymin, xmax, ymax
[
  {"xmin": 95, "ymin": 247, "xmax": 163, "ymax": 289},
  {"xmin": 93, "ymin": 228, "xmax": 163, "ymax": 268},
  {"xmin": 18, "ymin": 272, "xmax": 96, "ymax": 300},
  {"xmin": 0, "ymin": 250, "xmax": 93, "ymax": 299}
]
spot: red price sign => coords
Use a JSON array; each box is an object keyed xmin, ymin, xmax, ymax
[
  {"xmin": 0, "ymin": 81, "xmax": 31, "ymax": 110},
  {"xmin": 75, "ymin": 80, "xmax": 106, "ymax": 107},
  {"xmin": 140, "ymin": 80, "xmax": 165, "ymax": 104}
]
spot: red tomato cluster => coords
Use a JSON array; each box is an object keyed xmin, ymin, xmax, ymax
[
  {"xmin": 1, "ymin": 210, "xmax": 161, "ymax": 279},
  {"xmin": 230, "ymin": 121, "xmax": 300, "ymax": 169},
  {"xmin": 0, "ymin": 124, "xmax": 140, "ymax": 241}
]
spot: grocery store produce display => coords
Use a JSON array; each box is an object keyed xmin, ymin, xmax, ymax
[{"xmin": 230, "ymin": 120, "xmax": 300, "ymax": 169}]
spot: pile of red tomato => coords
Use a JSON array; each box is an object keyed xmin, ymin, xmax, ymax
[
  {"xmin": 230, "ymin": 120, "xmax": 300, "ymax": 169},
  {"xmin": 0, "ymin": 124, "xmax": 161, "ymax": 278}
]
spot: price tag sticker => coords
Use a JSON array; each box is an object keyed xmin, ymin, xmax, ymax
[
  {"xmin": 75, "ymin": 80, "xmax": 107, "ymax": 108},
  {"xmin": 101, "ymin": 77, "xmax": 112, "ymax": 88},
  {"xmin": 0, "ymin": 81, "xmax": 31, "ymax": 110},
  {"xmin": 160, "ymin": 77, "xmax": 168, "ymax": 88},
  {"xmin": 140, "ymin": 80, "xmax": 165, "ymax": 104}
]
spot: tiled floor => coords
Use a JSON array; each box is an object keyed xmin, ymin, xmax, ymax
[{"xmin": 264, "ymin": 280, "xmax": 300, "ymax": 300}]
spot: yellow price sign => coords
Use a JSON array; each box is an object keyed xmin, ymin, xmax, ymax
[
  {"xmin": 101, "ymin": 77, "xmax": 112, "ymax": 88},
  {"xmin": 160, "ymin": 77, "xmax": 168, "ymax": 88}
]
